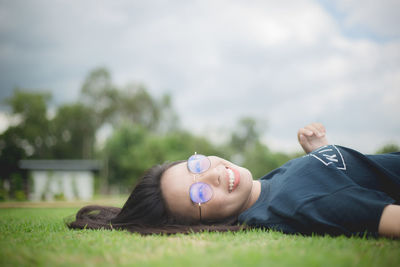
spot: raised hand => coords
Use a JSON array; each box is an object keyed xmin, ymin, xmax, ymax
[{"xmin": 297, "ymin": 122, "xmax": 329, "ymax": 154}]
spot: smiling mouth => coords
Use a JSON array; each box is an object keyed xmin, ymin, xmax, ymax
[{"xmin": 226, "ymin": 167, "xmax": 240, "ymax": 193}]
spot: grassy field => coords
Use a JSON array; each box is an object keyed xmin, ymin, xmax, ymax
[{"xmin": 0, "ymin": 205, "xmax": 399, "ymax": 267}]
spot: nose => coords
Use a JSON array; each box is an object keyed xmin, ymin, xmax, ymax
[{"xmin": 196, "ymin": 166, "xmax": 221, "ymax": 187}]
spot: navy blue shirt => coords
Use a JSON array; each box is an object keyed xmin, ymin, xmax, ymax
[{"xmin": 238, "ymin": 145, "xmax": 400, "ymax": 237}]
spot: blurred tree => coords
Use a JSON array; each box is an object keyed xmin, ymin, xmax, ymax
[
  {"xmin": 156, "ymin": 93, "xmax": 180, "ymax": 133},
  {"xmin": 240, "ymin": 142, "xmax": 292, "ymax": 179},
  {"xmin": 80, "ymin": 67, "xmax": 170, "ymax": 132},
  {"xmin": 226, "ymin": 116, "xmax": 295, "ymax": 178},
  {"xmin": 81, "ymin": 67, "xmax": 117, "ymax": 125},
  {"xmin": 0, "ymin": 128, "xmax": 27, "ymax": 199},
  {"xmin": 117, "ymin": 83, "xmax": 161, "ymax": 130},
  {"xmin": 3, "ymin": 89, "xmax": 52, "ymax": 158},
  {"xmin": 50, "ymin": 103, "xmax": 97, "ymax": 159},
  {"xmin": 375, "ymin": 143, "xmax": 400, "ymax": 154},
  {"xmin": 230, "ymin": 117, "xmax": 263, "ymax": 152},
  {"xmin": 0, "ymin": 89, "xmax": 52, "ymax": 199}
]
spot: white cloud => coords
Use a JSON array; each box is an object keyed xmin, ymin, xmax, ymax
[
  {"xmin": 332, "ymin": 0, "xmax": 400, "ymax": 38},
  {"xmin": 0, "ymin": 0, "xmax": 399, "ymax": 154}
]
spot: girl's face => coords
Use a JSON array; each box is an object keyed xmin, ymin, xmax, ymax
[{"xmin": 161, "ymin": 156, "xmax": 260, "ymax": 222}]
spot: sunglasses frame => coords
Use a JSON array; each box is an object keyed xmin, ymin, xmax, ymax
[{"xmin": 187, "ymin": 152, "xmax": 212, "ymax": 222}]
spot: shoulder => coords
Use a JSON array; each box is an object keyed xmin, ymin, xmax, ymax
[{"xmin": 379, "ymin": 204, "xmax": 400, "ymax": 238}]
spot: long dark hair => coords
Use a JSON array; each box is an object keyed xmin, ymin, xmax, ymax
[{"xmin": 67, "ymin": 161, "xmax": 244, "ymax": 234}]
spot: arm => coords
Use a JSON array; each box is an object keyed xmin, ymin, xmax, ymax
[
  {"xmin": 379, "ymin": 204, "xmax": 400, "ymax": 238},
  {"xmin": 297, "ymin": 122, "xmax": 329, "ymax": 154}
]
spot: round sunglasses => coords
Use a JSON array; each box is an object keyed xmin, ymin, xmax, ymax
[{"xmin": 187, "ymin": 153, "xmax": 213, "ymax": 221}]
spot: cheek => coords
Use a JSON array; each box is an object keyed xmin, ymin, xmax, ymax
[
  {"xmin": 204, "ymin": 190, "xmax": 237, "ymax": 219},
  {"xmin": 213, "ymin": 182, "xmax": 252, "ymax": 217},
  {"xmin": 239, "ymin": 168, "xmax": 253, "ymax": 191}
]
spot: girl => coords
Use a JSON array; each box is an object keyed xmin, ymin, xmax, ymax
[{"xmin": 68, "ymin": 123, "xmax": 400, "ymax": 237}]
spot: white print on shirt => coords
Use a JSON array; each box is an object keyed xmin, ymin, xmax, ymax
[{"xmin": 307, "ymin": 145, "xmax": 347, "ymax": 170}]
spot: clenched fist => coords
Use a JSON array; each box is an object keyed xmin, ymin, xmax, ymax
[{"xmin": 297, "ymin": 122, "xmax": 329, "ymax": 154}]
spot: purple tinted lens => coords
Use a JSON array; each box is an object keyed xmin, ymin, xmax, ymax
[
  {"xmin": 187, "ymin": 154, "xmax": 210, "ymax": 174},
  {"xmin": 189, "ymin": 182, "xmax": 213, "ymax": 204}
]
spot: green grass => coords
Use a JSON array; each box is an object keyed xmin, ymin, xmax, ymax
[{"xmin": 0, "ymin": 208, "xmax": 399, "ymax": 267}]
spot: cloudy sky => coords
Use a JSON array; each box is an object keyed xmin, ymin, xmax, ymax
[{"xmin": 0, "ymin": 0, "xmax": 399, "ymax": 153}]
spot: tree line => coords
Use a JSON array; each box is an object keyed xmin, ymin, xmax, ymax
[{"xmin": 0, "ymin": 67, "xmax": 398, "ymax": 200}]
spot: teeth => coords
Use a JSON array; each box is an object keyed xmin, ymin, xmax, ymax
[{"xmin": 227, "ymin": 168, "xmax": 235, "ymax": 192}]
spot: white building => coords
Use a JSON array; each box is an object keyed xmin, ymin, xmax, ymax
[{"xmin": 19, "ymin": 160, "xmax": 100, "ymax": 201}]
